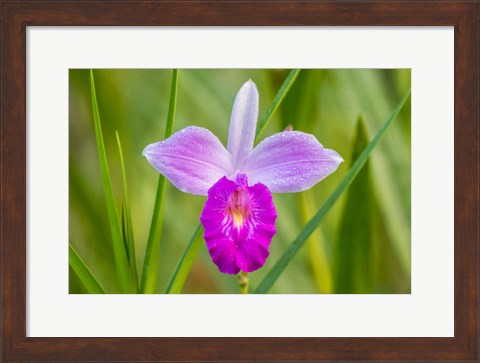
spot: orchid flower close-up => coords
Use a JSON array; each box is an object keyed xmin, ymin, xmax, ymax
[{"xmin": 143, "ymin": 80, "xmax": 343, "ymax": 275}]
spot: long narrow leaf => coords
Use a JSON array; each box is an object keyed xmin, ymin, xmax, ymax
[
  {"xmin": 140, "ymin": 69, "xmax": 178, "ymax": 293},
  {"xmin": 255, "ymin": 69, "xmax": 301, "ymax": 142},
  {"xmin": 69, "ymin": 243, "xmax": 106, "ymax": 294},
  {"xmin": 116, "ymin": 131, "xmax": 138, "ymax": 290},
  {"xmin": 164, "ymin": 70, "xmax": 300, "ymax": 294},
  {"xmin": 164, "ymin": 224, "xmax": 204, "ymax": 293},
  {"xmin": 90, "ymin": 70, "xmax": 135, "ymax": 293},
  {"xmin": 254, "ymin": 88, "xmax": 411, "ymax": 294},
  {"xmin": 333, "ymin": 117, "xmax": 372, "ymax": 293}
]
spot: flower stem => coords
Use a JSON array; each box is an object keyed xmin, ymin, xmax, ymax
[{"xmin": 238, "ymin": 272, "xmax": 249, "ymax": 294}]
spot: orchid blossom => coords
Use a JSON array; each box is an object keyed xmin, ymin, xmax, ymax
[{"xmin": 143, "ymin": 80, "xmax": 343, "ymax": 274}]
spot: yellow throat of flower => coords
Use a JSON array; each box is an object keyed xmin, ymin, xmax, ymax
[
  {"xmin": 232, "ymin": 209, "xmax": 245, "ymax": 229},
  {"xmin": 227, "ymin": 186, "xmax": 250, "ymax": 230}
]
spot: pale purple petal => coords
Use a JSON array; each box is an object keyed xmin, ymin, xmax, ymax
[
  {"xmin": 200, "ymin": 174, "xmax": 277, "ymax": 274},
  {"xmin": 241, "ymin": 131, "xmax": 343, "ymax": 193},
  {"xmin": 227, "ymin": 80, "xmax": 259, "ymax": 168},
  {"xmin": 143, "ymin": 126, "xmax": 235, "ymax": 196}
]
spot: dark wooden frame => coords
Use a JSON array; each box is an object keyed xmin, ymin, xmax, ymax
[{"xmin": 1, "ymin": 1, "xmax": 478, "ymax": 362}]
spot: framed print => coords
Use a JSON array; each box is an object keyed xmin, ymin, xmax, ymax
[{"xmin": 1, "ymin": 1, "xmax": 478, "ymax": 362}]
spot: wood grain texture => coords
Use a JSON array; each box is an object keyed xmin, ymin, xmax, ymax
[{"xmin": 1, "ymin": 1, "xmax": 478, "ymax": 362}]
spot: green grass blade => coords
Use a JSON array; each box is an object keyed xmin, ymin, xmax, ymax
[
  {"xmin": 333, "ymin": 117, "xmax": 372, "ymax": 293},
  {"xmin": 90, "ymin": 70, "xmax": 135, "ymax": 293},
  {"xmin": 254, "ymin": 88, "xmax": 411, "ymax": 294},
  {"xmin": 299, "ymin": 191, "xmax": 332, "ymax": 293},
  {"xmin": 69, "ymin": 243, "xmax": 106, "ymax": 294},
  {"xmin": 164, "ymin": 224, "xmax": 204, "ymax": 293},
  {"xmin": 279, "ymin": 69, "xmax": 325, "ymax": 132},
  {"xmin": 116, "ymin": 131, "xmax": 138, "ymax": 290},
  {"xmin": 255, "ymin": 69, "xmax": 301, "ymax": 143},
  {"xmin": 164, "ymin": 71, "xmax": 300, "ymax": 294},
  {"xmin": 165, "ymin": 69, "xmax": 178, "ymax": 136},
  {"xmin": 121, "ymin": 205, "xmax": 129, "ymax": 257},
  {"xmin": 140, "ymin": 176, "xmax": 167, "ymax": 293},
  {"xmin": 140, "ymin": 69, "xmax": 178, "ymax": 293}
]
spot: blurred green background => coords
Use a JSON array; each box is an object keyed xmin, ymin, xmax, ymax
[{"xmin": 69, "ymin": 69, "xmax": 411, "ymax": 294}]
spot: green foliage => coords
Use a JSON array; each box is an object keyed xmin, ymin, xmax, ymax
[
  {"xmin": 140, "ymin": 70, "xmax": 178, "ymax": 293},
  {"xmin": 70, "ymin": 69, "xmax": 411, "ymax": 294},
  {"xmin": 333, "ymin": 117, "xmax": 372, "ymax": 293},
  {"xmin": 164, "ymin": 224, "xmax": 204, "ymax": 293},
  {"xmin": 254, "ymin": 89, "xmax": 410, "ymax": 294},
  {"xmin": 69, "ymin": 243, "xmax": 105, "ymax": 294},
  {"xmin": 255, "ymin": 69, "xmax": 301, "ymax": 142},
  {"xmin": 90, "ymin": 70, "xmax": 136, "ymax": 293},
  {"xmin": 299, "ymin": 191, "xmax": 332, "ymax": 293},
  {"xmin": 117, "ymin": 132, "xmax": 139, "ymax": 289}
]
